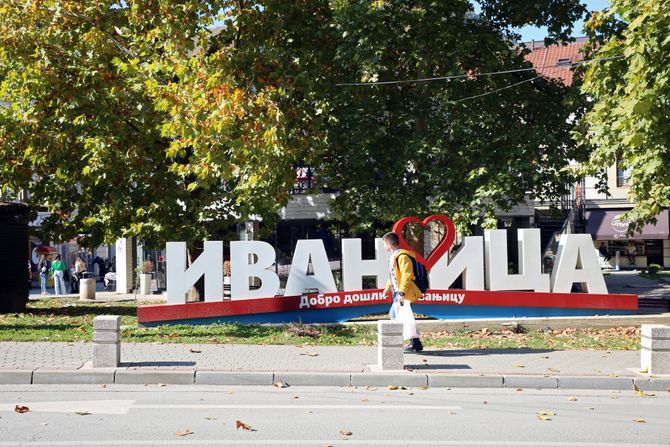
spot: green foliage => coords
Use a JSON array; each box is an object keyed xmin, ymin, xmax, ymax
[
  {"xmin": 309, "ymin": 1, "xmax": 586, "ymax": 231},
  {"xmin": 647, "ymin": 263, "xmax": 661, "ymax": 274},
  {"xmin": 0, "ymin": 0, "xmax": 589, "ymax": 245},
  {"xmin": 574, "ymin": 0, "xmax": 670, "ymax": 231},
  {"xmin": 0, "ymin": 0, "xmax": 297, "ymax": 247}
]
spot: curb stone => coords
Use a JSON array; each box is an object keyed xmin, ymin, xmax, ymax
[
  {"xmin": 427, "ymin": 375, "xmax": 503, "ymax": 388},
  {"xmin": 504, "ymin": 375, "xmax": 558, "ymax": 389},
  {"xmin": 350, "ymin": 373, "xmax": 428, "ymax": 387},
  {"xmin": 633, "ymin": 377, "xmax": 670, "ymax": 391},
  {"xmin": 195, "ymin": 371, "xmax": 274, "ymax": 386},
  {"xmin": 0, "ymin": 368, "xmax": 662, "ymax": 390},
  {"xmin": 273, "ymin": 372, "xmax": 351, "ymax": 387},
  {"xmin": 32, "ymin": 369, "xmax": 115, "ymax": 385},
  {"xmin": 558, "ymin": 376, "xmax": 634, "ymax": 390},
  {"xmin": 114, "ymin": 369, "xmax": 195, "ymax": 385},
  {"xmin": 0, "ymin": 369, "xmax": 34, "ymax": 385}
]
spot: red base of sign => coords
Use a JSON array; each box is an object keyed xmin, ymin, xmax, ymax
[{"xmin": 137, "ymin": 289, "xmax": 638, "ymax": 326}]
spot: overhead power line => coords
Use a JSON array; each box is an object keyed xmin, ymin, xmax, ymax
[
  {"xmin": 335, "ymin": 55, "xmax": 623, "ymax": 87},
  {"xmin": 450, "ymin": 75, "xmax": 543, "ymax": 103}
]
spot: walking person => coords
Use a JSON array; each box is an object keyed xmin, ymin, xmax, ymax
[
  {"xmin": 38, "ymin": 254, "xmax": 49, "ymax": 295},
  {"xmin": 381, "ymin": 232, "xmax": 424, "ymax": 353},
  {"xmin": 50, "ymin": 254, "xmax": 67, "ymax": 295}
]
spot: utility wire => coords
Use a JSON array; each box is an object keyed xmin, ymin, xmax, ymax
[
  {"xmin": 450, "ymin": 75, "xmax": 542, "ymax": 103},
  {"xmin": 335, "ymin": 55, "xmax": 623, "ymax": 87}
]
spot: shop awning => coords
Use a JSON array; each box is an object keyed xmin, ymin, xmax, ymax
[{"xmin": 585, "ymin": 209, "xmax": 669, "ymax": 240}]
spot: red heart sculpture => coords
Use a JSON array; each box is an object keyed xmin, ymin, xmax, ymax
[{"xmin": 392, "ymin": 214, "xmax": 456, "ymax": 271}]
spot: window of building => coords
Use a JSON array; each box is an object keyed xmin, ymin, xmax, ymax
[
  {"xmin": 616, "ymin": 163, "xmax": 631, "ymax": 187},
  {"xmin": 556, "ymin": 58, "xmax": 572, "ymax": 66}
]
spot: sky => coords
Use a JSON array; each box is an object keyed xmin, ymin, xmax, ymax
[{"xmin": 516, "ymin": 0, "xmax": 611, "ymax": 42}]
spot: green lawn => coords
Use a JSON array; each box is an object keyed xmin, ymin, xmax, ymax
[{"xmin": 0, "ymin": 298, "xmax": 640, "ymax": 350}]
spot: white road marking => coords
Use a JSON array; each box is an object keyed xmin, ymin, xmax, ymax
[
  {"xmin": 0, "ymin": 400, "xmax": 135, "ymax": 415},
  {"xmin": 132, "ymin": 404, "xmax": 463, "ymax": 410}
]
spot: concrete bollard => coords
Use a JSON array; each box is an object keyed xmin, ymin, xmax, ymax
[
  {"xmin": 80, "ymin": 278, "xmax": 96, "ymax": 300},
  {"xmin": 641, "ymin": 324, "xmax": 670, "ymax": 374},
  {"xmin": 92, "ymin": 315, "xmax": 121, "ymax": 368},
  {"xmin": 378, "ymin": 321, "xmax": 404, "ymax": 371}
]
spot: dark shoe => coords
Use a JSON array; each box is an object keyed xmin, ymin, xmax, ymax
[{"xmin": 404, "ymin": 338, "xmax": 424, "ymax": 353}]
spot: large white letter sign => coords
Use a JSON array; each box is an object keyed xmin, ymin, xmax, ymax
[
  {"xmin": 429, "ymin": 236, "xmax": 485, "ymax": 290},
  {"xmin": 166, "ymin": 241, "xmax": 223, "ymax": 304},
  {"xmin": 230, "ymin": 241, "xmax": 280, "ymax": 299},
  {"xmin": 551, "ymin": 234, "xmax": 608, "ymax": 294},
  {"xmin": 284, "ymin": 240, "xmax": 338, "ymax": 296},
  {"xmin": 485, "ymin": 229, "xmax": 550, "ymax": 292},
  {"xmin": 341, "ymin": 238, "xmax": 390, "ymax": 290}
]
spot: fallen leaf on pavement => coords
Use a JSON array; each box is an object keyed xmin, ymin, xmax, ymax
[
  {"xmin": 639, "ymin": 367, "xmax": 648, "ymax": 374},
  {"xmin": 293, "ymin": 396, "xmax": 300, "ymax": 399},
  {"xmin": 75, "ymin": 411, "xmax": 91, "ymax": 416},
  {"xmin": 512, "ymin": 364, "xmax": 525, "ymax": 368},
  {"xmin": 339, "ymin": 430, "xmax": 353, "ymax": 436},
  {"xmin": 567, "ymin": 396, "xmax": 578, "ymax": 401},
  {"xmin": 634, "ymin": 385, "xmax": 655, "ymax": 397},
  {"xmin": 548, "ymin": 368, "xmax": 560, "ymax": 373},
  {"xmin": 300, "ymin": 352, "xmax": 319, "ymax": 357},
  {"xmin": 176, "ymin": 429, "xmax": 193, "ymax": 436},
  {"xmin": 667, "ymin": 387, "xmax": 670, "ymax": 393},
  {"xmin": 273, "ymin": 381, "xmax": 289, "ymax": 388},
  {"xmin": 189, "ymin": 348, "xmax": 202, "ymax": 353},
  {"xmin": 516, "ymin": 388, "xmax": 523, "ymax": 392},
  {"xmin": 387, "ymin": 385, "xmax": 399, "ymax": 390},
  {"xmin": 633, "ymin": 418, "xmax": 646, "ymax": 424},
  {"xmin": 236, "ymin": 420, "xmax": 253, "ymax": 431},
  {"xmin": 205, "ymin": 417, "xmax": 218, "ymax": 421},
  {"xmin": 537, "ymin": 410, "xmax": 555, "ymax": 421},
  {"xmin": 14, "ymin": 405, "xmax": 29, "ymax": 414},
  {"xmin": 608, "ymin": 374, "xmax": 618, "ymax": 378}
]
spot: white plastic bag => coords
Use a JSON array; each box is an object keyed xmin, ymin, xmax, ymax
[{"xmin": 397, "ymin": 301, "xmax": 420, "ymax": 340}]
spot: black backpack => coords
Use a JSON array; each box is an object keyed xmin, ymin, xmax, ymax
[{"xmin": 396, "ymin": 253, "xmax": 429, "ymax": 294}]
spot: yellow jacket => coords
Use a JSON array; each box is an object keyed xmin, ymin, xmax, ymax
[{"xmin": 385, "ymin": 249, "xmax": 422, "ymax": 303}]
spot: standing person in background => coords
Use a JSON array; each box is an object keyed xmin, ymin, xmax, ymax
[
  {"xmin": 70, "ymin": 255, "xmax": 86, "ymax": 293},
  {"xmin": 38, "ymin": 254, "xmax": 49, "ymax": 295},
  {"xmin": 50, "ymin": 254, "xmax": 67, "ymax": 295}
]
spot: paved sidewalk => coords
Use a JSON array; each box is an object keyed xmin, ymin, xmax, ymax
[
  {"xmin": 1, "ymin": 341, "xmax": 668, "ymax": 390},
  {"xmin": 0, "ymin": 342, "xmax": 639, "ymax": 375}
]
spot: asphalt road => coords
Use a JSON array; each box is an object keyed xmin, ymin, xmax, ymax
[{"xmin": 0, "ymin": 385, "xmax": 668, "ymax": 446}]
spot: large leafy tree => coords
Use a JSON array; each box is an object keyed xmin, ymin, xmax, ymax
[
  {"xmin": 1, "ymin": 0, "xmax": 588, "ymax": 248},
  {"xmin": 574, "ymin": 0, "xmax": 670, "ymax": 229},
  {"xmin": 0, "ymin": 0, "xmax": 295, "ymax": 248},
  {"xmin": 230, "ymin": 0, "xmax": 588, "ymax": 232}
]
